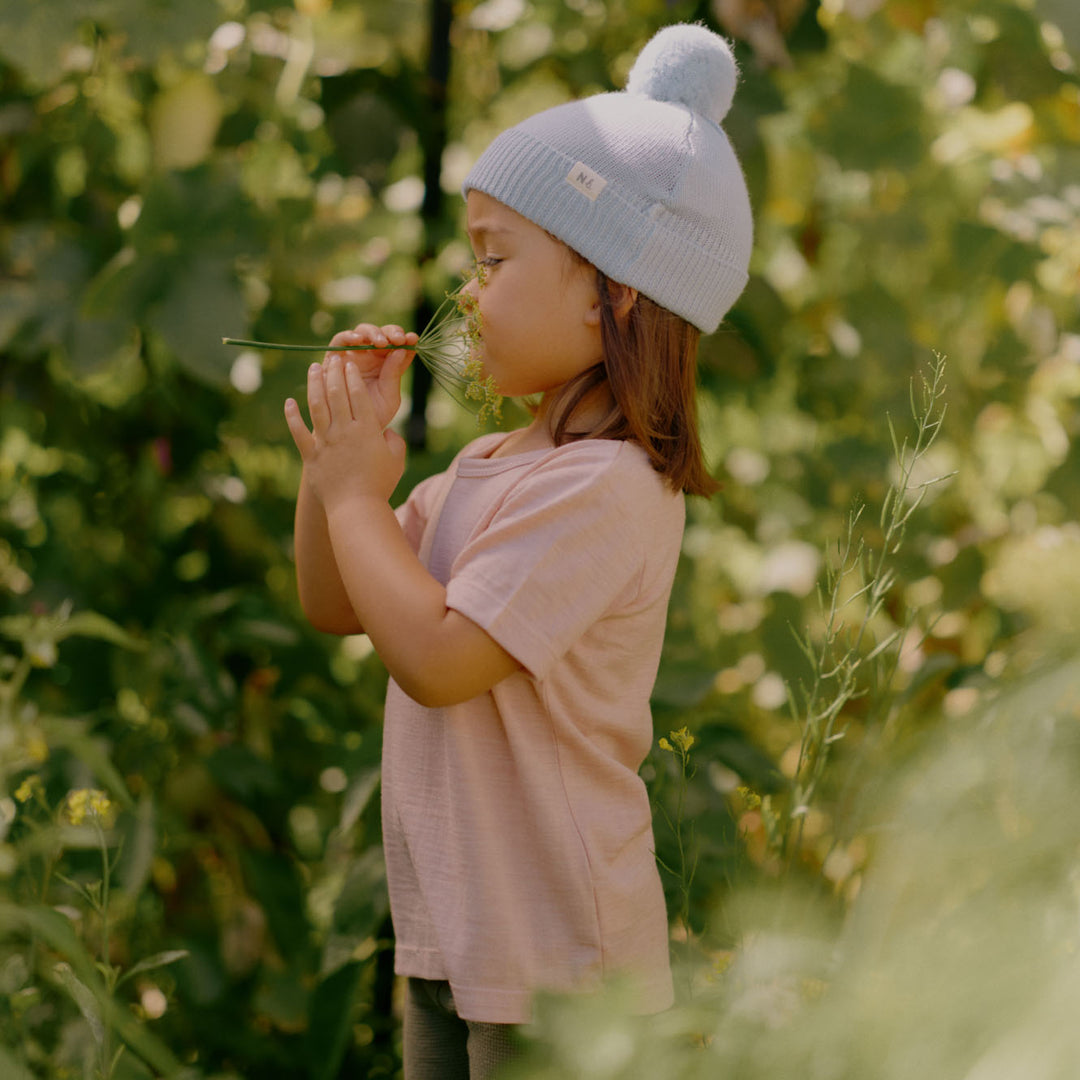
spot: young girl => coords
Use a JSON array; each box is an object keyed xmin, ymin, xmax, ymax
[{"xmin": 284, "ymin": 22, "xmax": 753, "ymax": 1080}]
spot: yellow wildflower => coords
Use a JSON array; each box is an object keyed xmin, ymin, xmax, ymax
[
  {"xmin": 65, "ymin": 788, "xmax": 115, "ymax": 827},
  {"xmin": 15, "ymin": 775, "xmax": 43, "ymax": 804},
  {"xmin": 736, "ymin": 785, "xmax": 761, "ymax": 809},
  {"xmin": 659, "ymin": 727, "xmax": 696, "ymax": 755},
  {"xmin": 669, "ymin": 726, "xmax": 695, "ymax": 754}
]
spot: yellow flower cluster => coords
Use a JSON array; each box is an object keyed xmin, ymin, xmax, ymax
[
  {"xmin": 736, "ymin": 784, "xmax": 761, "ymax": 809},
  {"xmin": 14, "ymin": 774, "xmax": 44, "ymax": 804},
  {"xmin": 65, "ymin": 788, "xmax": 115, "ymax": 827},
  {"xmin": 456, "ymin": 268, "xmax": 502, "ymax": 425},
  {"xmin": 659, "ymin": 726, "xmax": 696, "ymax": 755}
]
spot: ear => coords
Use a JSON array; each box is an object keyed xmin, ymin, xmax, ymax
[
  {"xmin": 610, "ymin": 283, "xmax": 638, "ymax": 321},
  {"xmin": 584, "ymin": 280, "xmax": 639, "ymax": 326}
]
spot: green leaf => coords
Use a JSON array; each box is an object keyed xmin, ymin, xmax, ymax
[
  {"xmin": 0, "ymin": 1045, "xmax": 36, "ymax": 1080},
  {"xmin": 304, "ymin": 961, "xmax": 364, "ymax": 1080},
  {"xmin": 241, "ymin": 849, "xmax": 312, "ymax": 964},
  {"xmin": 62, "ymin": 610, "xmax": 146, "ymax": 650},
  {"xmin": 117, "ymin": 950, "xmax": 190, "ymax": 988},
  {"xmin": 0, "ymin": 904, "xmax": 184, "ymax": 1076},
  {"xmin": 813, "ymin": 64, "xmax": 924, "ymax": 171},
  {"xmin": 332, "ymin": 847, "xmax": 389, "ymax": 939},
  {"xmin": 339, "ymin": 767, "xmax": 381, "ymax": 834},
  {"xmin": 40, "ymin": 718, "xmax": 136, "ymax": 811},
  {"xmin": 0, "ymin": 608, "xmax": 144, "ymax": 651},
  {"xmin": 54, "ymin": 961, "xmax": 105, "ymax": 1046},
  {"xmin": 150, "ymin": 255, "xmax": 247, "ymax": 386}
]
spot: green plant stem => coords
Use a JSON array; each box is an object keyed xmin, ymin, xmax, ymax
[
  {"xmin": 782, "ymin": 355, "xmax": 950, "ymax": 867},
  {"xmin": 96, "ymin": 820, "xmax": 114, "ymax": 1079},
  {"xmin": 222, "ymin": 338, "xmax": 381, "ymax": 352},
  {"xmin": 0, "ymin": 654, "xmax": 32, "ymax": 725}
]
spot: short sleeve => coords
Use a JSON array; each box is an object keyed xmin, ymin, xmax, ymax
[
  {"xmin": 394, "ymin": 472, "xmax": 445, "ymax": 554},
  {"xmin": 445, "ymin": 443, "xmax": 675, "ymax": 679}
]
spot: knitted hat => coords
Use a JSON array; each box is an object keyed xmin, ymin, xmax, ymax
[{"xmin": 462, "ymin": 23, "xmax": 753, "ymax": 334}]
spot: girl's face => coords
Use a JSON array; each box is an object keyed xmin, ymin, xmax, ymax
[{"xmin": 464, "ymin": 190, "xmax": 604, "ymax": 399}]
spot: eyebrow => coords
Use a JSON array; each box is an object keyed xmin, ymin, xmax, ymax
[{"xmin": 467, "ymin": 222, "xmax": 514, "ymax": 241}]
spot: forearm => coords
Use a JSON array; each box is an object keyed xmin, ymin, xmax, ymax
[
  {"xmin": 324, "ymin": 494, "xmax": 519, "ymax": 706},
  {"xmin": 294, "ymin": 471, "xmax": 363, "ymax": 634}
]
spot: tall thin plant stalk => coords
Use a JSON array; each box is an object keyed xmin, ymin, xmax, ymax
[{"xmin": 780, "ymin": 354, "xmax": 953, "ymax": 866}]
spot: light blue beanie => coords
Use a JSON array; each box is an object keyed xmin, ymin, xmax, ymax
[{"xmin": 462, "ymin": 23, "xmax": 754, "ymax": 334}]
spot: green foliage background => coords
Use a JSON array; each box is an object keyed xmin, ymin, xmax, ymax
[{"xmin": 1, "ymin": 0, "xmax": 1078, "ymax": 1077}]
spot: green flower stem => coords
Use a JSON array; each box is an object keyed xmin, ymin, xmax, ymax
[
  {"xmin": 221, "ymin": 275, "xmax": 503, "ymax": 423},
  {"xmin": 222, "ymin": 338, "xmax": 380, "ymax": 352},
  {"xmin": 97, "ymin": 818, "xmax": 113, "ymax": 1078}
]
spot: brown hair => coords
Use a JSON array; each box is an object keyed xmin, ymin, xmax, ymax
[{"xmin": 543, "ymin": 268, "xmax": 719, "ymax": 497}]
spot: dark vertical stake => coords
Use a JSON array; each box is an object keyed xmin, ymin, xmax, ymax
[{"xmin": 406, "ymin": 0, "xmax": 455, "ymax": 451}]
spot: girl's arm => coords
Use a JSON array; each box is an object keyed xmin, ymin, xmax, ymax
[
  {"xmin": 286, "ymin": 355, "xmax": 521, "ymax": 705},
  {"xmin": 323, "ymin": 492, "xmax": 521, "ymax": 707},
  {"xmin": 294, "ymin": 469, "xmax": 363, "ymax": 634},
  {"xmin": 290, "ymin": 323, "xmax": 416, "ymax": 637}
]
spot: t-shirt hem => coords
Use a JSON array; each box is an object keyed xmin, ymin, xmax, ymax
[
  {"xmin": 434, "ymin": 972, "xmax": 675, "ymax": 1026},
  {"xmin": 393, "ymin": 943, "xmax": 448, "ymax": 982}
]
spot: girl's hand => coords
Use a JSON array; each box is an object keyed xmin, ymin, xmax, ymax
[
  {"xmin": 285, "ymin": 354, "xmax": 407, "ymax": 507},
  {"xmin": 326, "ymin": 323, "xmax": 417, "ymax": 431}
]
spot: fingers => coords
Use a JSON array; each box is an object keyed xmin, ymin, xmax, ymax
[
  {"xmin": 327, "ymin": 324, "xmax": 418, "ymax": 358},
  {"xmin": 284, "ymin": 397, "xmax": 314, "ymax": 457},
  {"xmin": 344, "ymin": 360, "xmax": 380, "ymax": 429},
  {"xmin": 328, "ymin": 323, "xmax": 385, "ymax": 351},
  {"xmin": 323, "ymin": 353, "xmax": 355, "ymax": 424},
  {"xmin": 307, "ymin": 362, "xmax": 331, "ymax": 433}
]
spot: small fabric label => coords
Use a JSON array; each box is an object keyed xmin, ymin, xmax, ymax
[{"xmin": 565, "ymin": 161, "xmax": 608, "ymax": 201}]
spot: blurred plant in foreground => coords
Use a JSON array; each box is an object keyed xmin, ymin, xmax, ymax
[{"xmin": 510, "ymin": 654, "xmax": 1080, "ymax": 1079}]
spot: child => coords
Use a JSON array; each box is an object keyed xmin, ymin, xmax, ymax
[{"xmin": 284, "ymin": 22, "xmax": 753, "ymax": 1080}]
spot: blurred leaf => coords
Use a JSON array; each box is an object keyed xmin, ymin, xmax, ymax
[
  {"xmin": 54, "ymin": 961, "xmax": 105, "ymax": 1046},
  {"xmin": 149, "ymin": 73, "xmax": 224, "ymax": 171},
  {"xmin": 304, "ymin": 961, "xmax": 364, "ymax": 1080},
  {"xmin": 812, "ymin": 64, "xmax": 923, "ymax": 170},
  {"xmin": 0, "ymin": 905, "xmax": 184, "ymax": 1076},
  {"xmin": 0, "ymin": 1046, "xmax": 35, "ymax": 1080},
  {"xmin": 0, "ymin": 0, "xmax": 90, "ymax": 86},
  {"xmin": 698, "ymin": 722, "xmax": 785, "ymax": 794},
  {"xmin": 242, "ymin": 849, "xmax": 312, "ymax": 965},
  {"xmin": 150, "ymin": 255, "xmax": 247, "ymax": 386},
  {"xmin": 41, "ymin": 718, "xmax": 137, "ymax": 811},
  {"xmin": 1036, "ymin": 0, "xmax": 1080, "ymax": 50},
  {"xmin": 118, "ymin": 796, "xmax": 157, "ymax": 897},
  {"xmin": 207, "ymin": 744, "xmax": 279, "ymax": 801},
  {"xmin": 117, "ymin": 950, "xmax": 190, "ymax": 987},
  {"xmin": 332, "ymin": 846, "xmax": 388, "ymax": 939},
  {"xmin": 339, "ymin": 767, "xmax": 380, "ymax": 834},
  {"xmin": 0, "ymin": 609, "xmax": 144, "ymax": 651}
]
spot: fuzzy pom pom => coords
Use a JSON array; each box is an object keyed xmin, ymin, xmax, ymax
[{"xmin": 625, "ymin": 24, "xmax": 738, "ymax": 125}]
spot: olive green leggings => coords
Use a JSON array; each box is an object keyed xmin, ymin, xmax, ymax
[{"xmin": 402, "ymin": 978, "xmax": 521, "ymax": 1080}]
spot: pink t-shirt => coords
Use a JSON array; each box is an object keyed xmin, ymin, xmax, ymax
[{"xmin": 384, "ymin": 431, "xmax": 683, "ymax": 1023}]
